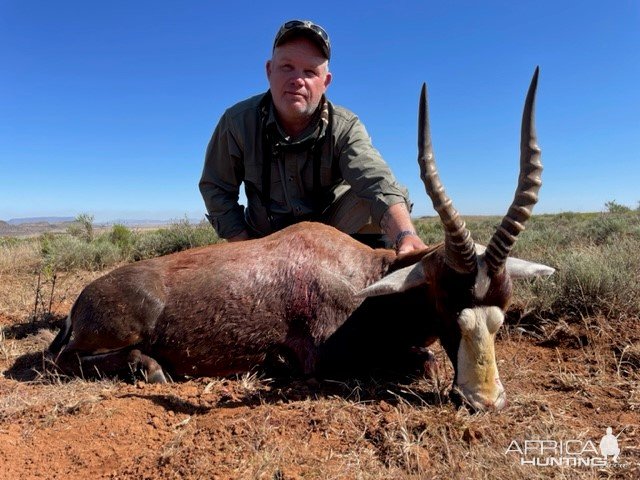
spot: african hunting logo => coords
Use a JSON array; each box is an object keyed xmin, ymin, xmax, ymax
[{"xmin": 505, "ymin": 427, "xmax": 632, "ymax": 468}]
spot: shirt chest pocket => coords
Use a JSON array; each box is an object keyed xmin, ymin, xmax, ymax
[
  {"xmin": 299, "ymin": 144, "xmax": 336, "ymax": 191},
  {"xmin": 244, "ymin": 160, "xmax": 286, "ymax": 206}
]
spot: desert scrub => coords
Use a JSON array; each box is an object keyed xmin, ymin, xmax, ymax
[
  {"xmin": 66, "ymin": 213, "xmax": 95, "ymax": 243},
  {"xmin": 413, "ymin": 217, "xmax": 444, "ymax": 245},
  {"xmin": 0, "ymin": 237, "xmax": 42, "ymax": 275},
  {"xmin": 37, "ymin": 219, "xmax": 220, "ymax": 271},
  {"xmin": 580, "ymin": 211, "xmax": 639, "ymax": 245},
  {"xmin": 132, "ymin": 219, "xmax": 220, "ymax": 260},
  {"xmin": 39, "ymin": 213, "xmax": 127, "ymax": 271},
  {"xmin": 518, "ymin": 237, "xmax": 640, "ymax": 321},
  {"xmin": 41, "ymin": 234, "xmax": 123, "ymax": 271},
  {"xmin": 109, "ymin": 223, "xmax": 135, "ymax": 256}
]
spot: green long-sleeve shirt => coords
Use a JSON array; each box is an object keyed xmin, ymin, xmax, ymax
[{"xmin": 199, "ymin": 92, "xmax": 410, "ymax": 239}]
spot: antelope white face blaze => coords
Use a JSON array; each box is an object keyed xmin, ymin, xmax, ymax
[
  {"xmin": 454, "ymin": 306, "xmax": 506, "ymax": 410},
  {"xmin": 473, "ymin": 248, "xmax": 491, "ymax": 300}
]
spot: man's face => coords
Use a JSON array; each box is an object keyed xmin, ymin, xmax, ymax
[{"xmin": 266, "ymin": 37, "xmax": 332, "ymax": 130}]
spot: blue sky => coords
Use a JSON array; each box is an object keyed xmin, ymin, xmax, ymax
[{"xmin": 1, "ymin": 1, "xmax": 638, "ymax": 222}]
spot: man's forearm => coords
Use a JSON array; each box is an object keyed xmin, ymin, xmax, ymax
[
  {"xmin": 380, "ymin": 202, "xmax": 426, "ymax": 254},
  {"xmin": 380, "ymin": 202, "xmax": 416, "ymax": 239}
]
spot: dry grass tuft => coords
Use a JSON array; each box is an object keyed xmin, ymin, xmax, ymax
[
  {"xmin": 0, "ymin": 240, "xmax": 42, "ymax": 275},
  {"xmin": 0, "ymin": 377, "xmax": 118, "ymax": 424}
]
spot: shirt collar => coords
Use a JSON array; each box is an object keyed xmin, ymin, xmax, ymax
[{"xmin": 264, "ymin": 94, "xmax": 329, "ymax": 147}]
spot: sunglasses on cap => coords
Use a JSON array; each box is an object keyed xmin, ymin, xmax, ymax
[{"xmin": 273, "ymin": 20, "xmax": 331, "ymax": 59}]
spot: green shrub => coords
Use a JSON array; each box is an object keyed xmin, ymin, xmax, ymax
[
  {"xmin": 34, "ymin": 219, "xmax": 220, "ymax": 271},
  {"xmin": 132, "ymin": 219, "xmax": 219, "ymax": 260},
  {"xmin": 109, "ymin": 224, "xmax": 135, "ymax": 257},
  {"xmin": 0, "ymin": 237, "xmax": 20, "ymax": 248},
  {"xmin": 66, "ymin": 213, "xmax": 95, "ymax": 242},
  {"xmin": 414, "ymin": 218, "xmax": 443, "ymax": 245},
  {"xmin": 519, "ymin": 239, "xmax": 640, "ymax": 321},
  {"xmin": 581, "ymin": 214, "xmax": 627, "ymax": 245},
  {"xmin": 604, "ymin": 200, "xmax": 631, "ymax": 213},
  {"xmin": 41, "ymin": 235, "xmax": 123, "ymax": 271}
]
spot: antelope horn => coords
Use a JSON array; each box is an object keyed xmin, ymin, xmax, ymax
[
  {"xmin": 484, "ymin": 67, "xmax": 542, "ymax": 276},
  {"xmin": 418, "ymin": 83, "xmax": 476, "ymax": 274}
]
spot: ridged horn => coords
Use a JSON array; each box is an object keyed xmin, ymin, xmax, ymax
[
  {"xmin": 484, "ymin": 67, "xmax": 542, "ymax": 275},
  {"xmin": 418, "ymin": 83, "xmax": 477, "ymax": 274}
]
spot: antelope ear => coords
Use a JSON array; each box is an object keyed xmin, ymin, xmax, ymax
[
  {"xmin": 505, "ymin": 257, "xmax": 555, "ymax": 278},
  {"xmin": 357, "ymin": 262, "xmax": 426, "ymax": 298}
]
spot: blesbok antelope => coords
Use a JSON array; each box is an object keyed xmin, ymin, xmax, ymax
[{"xmin": 49, "ymin": 68, "xmax": 553, "ymax": 410}]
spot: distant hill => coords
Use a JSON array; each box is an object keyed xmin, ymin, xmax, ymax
[
  {"xmin": 0, "ymin": 218, "xmax": 74, "ymax": 237},
  {"xmin": 94, "ymin": 217, "xmax": 206, "ymax": 227},
  {"xmin": 100, "ymin": 219, "xmax": 179, "ymax": 227},
  {"xmin": 0, "ymin": 216, "xmax": 208, "ymax": 238},
  {"xmin": 7, "ymin": 216, "xmax": 74, "ymax": 225}
]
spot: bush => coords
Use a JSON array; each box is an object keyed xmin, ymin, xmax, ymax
[
  {"xmin": 581, "ymin": 214, "xmax": 627, "ymax": 245},
  {"xmin": 520, "ymin": 239, "xmax": 640, "ymax": 321},
  {"xmin": 109, "ymin": 224, "xmax": 135, "ymax": 257},
  {"xmin": 66, "ymin": 213, "xmax": 95, "ymax": 242},
  {"xmin": 414, "ymin": 218, "xmax": 443, "ymax": 245},
  {"xmin": 604, "ymin": 200, "xmax": 631, "ymax": 213},
  {"xmin": 41, "ymin": 235, "xmax": 123, "ymax": 271},
  {"xmin": 0, "ymin": 238, "xmax": 42, "ymax": 274},
  {"xmin": 34, "ymin": 219, "xmax": 220, "ymax": 271},
  {"xmin": 132, "ymin": 219, "xmax": 219, "ymax": 260}
]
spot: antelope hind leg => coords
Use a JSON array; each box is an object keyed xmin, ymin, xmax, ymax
[{"xmin": 54, "ymin": 347, "xmax": 167, "ymax": 383}]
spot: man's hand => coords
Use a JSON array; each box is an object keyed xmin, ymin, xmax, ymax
[
  {"xmin": 380, "ymin": 203, "xmax": 428, "ymax": 254},
  {"xmin": 396, "ymin": 232, "xmax": 427, "ymax": 255}
]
